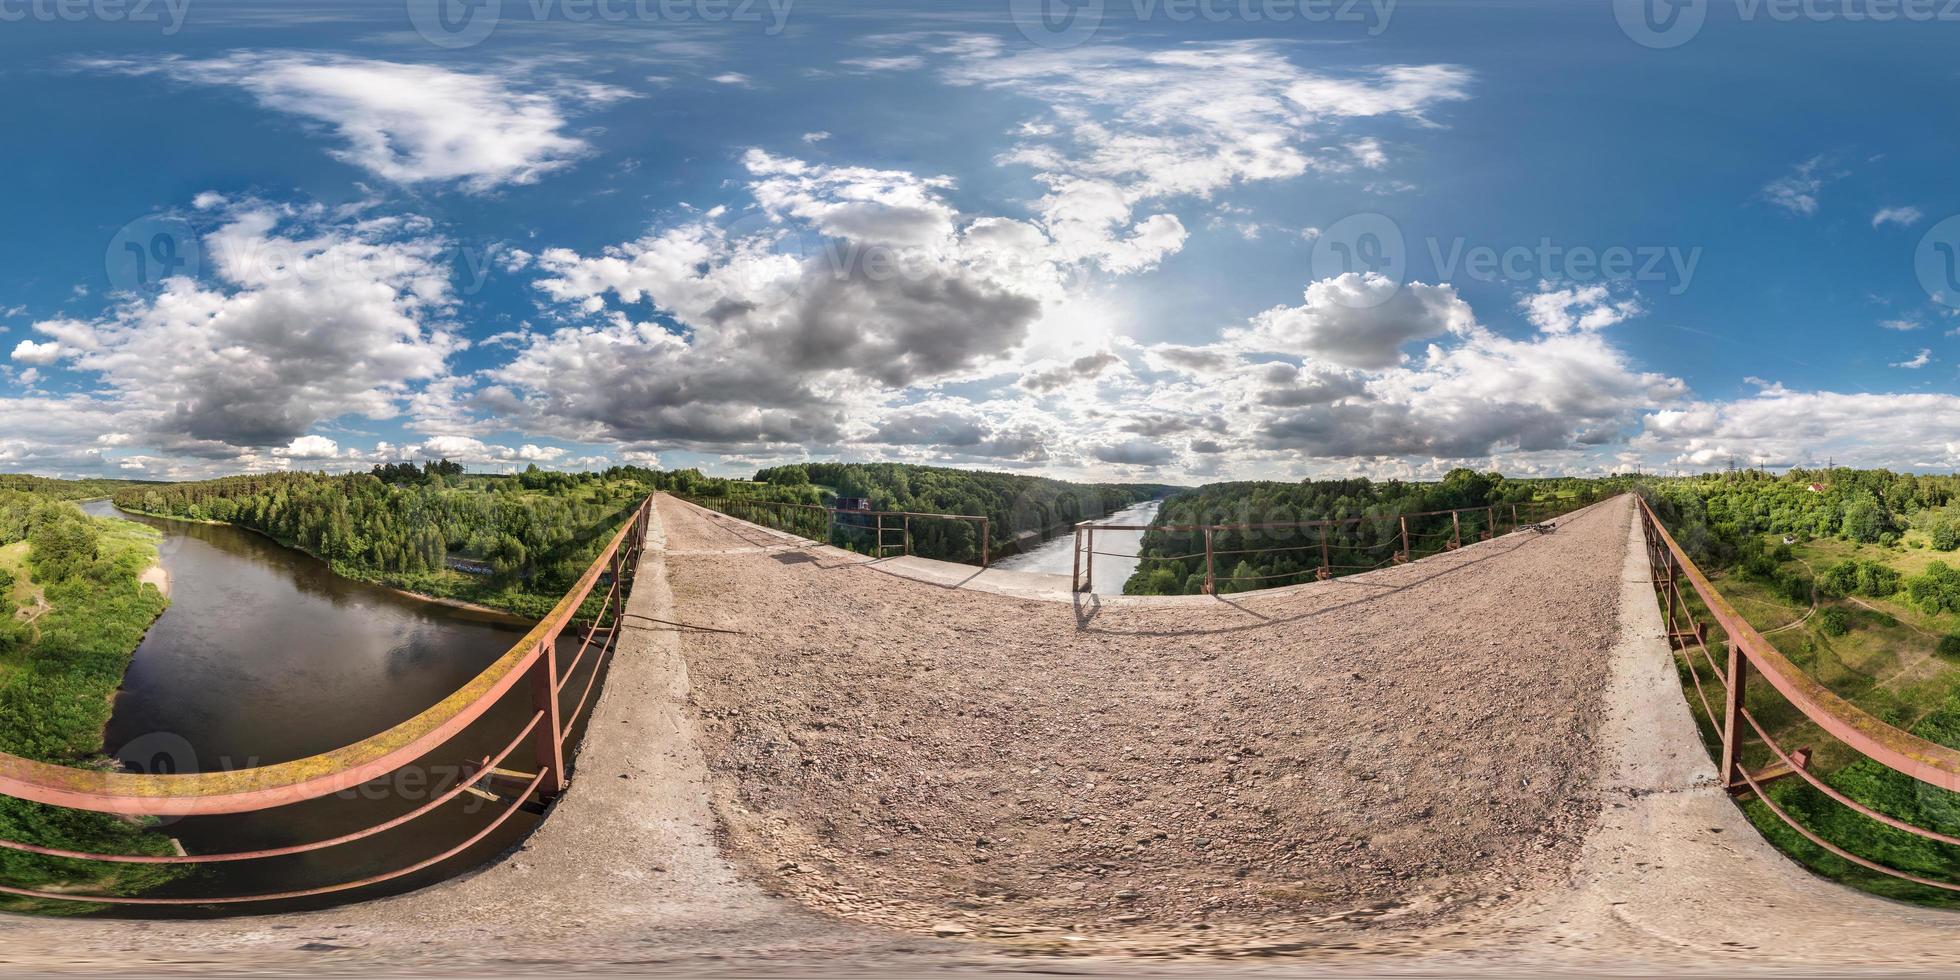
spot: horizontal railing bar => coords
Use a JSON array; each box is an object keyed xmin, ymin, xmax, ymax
[
  {"xmin": 0, "ymin": 712, "xmax": 547, "ymax": 866},
  {"xmin": 1639, "ymin": 496, "xmax": 1960, "ymax": 792},
  {"xmin": 0, "ymin": 499, "xmax": 646, "ymax": 816},
  {"xmin": 0, "ymin": 770, "xmax": 549, "ymax": 906}
]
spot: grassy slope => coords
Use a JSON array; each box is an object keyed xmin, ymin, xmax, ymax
[
  {"xmin": 0, "ymin": 513, "xmax": 185, "ymax": 913},
  {"xmin": 1689, "ymin": 535, "xmax": 1960, "ymax": 905}
]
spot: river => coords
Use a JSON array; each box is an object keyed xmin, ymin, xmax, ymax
[
  {"xmin": 79, "ymin": 501, "xmax": 606, "ymax": 916},
  {"xmin": 992, "ymin": 499, "xmax": 1162, "ymax": 594}
]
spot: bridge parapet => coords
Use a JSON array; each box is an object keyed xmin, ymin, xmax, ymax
[
  {"xmin": 1638, "ymin": 495, "xmax": 1960, "ymax": 894},
  {"xmin": 0, "ymin": 497, "xmax": 654, "ymax": 907}
]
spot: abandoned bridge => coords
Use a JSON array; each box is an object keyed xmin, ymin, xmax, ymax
[{"xmin": 2, "ymin": 493, "xmax": 1958, "ymax": 976}]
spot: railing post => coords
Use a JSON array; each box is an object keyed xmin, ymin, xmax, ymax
[
  {"xmin": 1204, "ymin": 526, "xmax": 1216, "ymax": 594},
  {"xmin": 1398, "ymin": 515, "xmax": 1410, "ymax": 563},
  {"xmin": 1085, "ymin": 526, "xmax": 1095, "ymax": 593},
  {"xmin": 1485, "ymin": 505, "xmax": 1495, "ymax": 540},
  {"xmin": 1511, "ymin": 502, "xmax": 1519, "ymax": 533},
  {"xmin": 1721, "ymin": 642, "xmax": 1749, "ymax": 789},
  {"xmin": 904, "ymin": 514, "xmax": 912, "ymax": 557},
  {"xmin": 1072, "ymin": 525, "xmax": 1083, "ymax": 592},
  {"xmin": 1318, "ymin": 523, "xmax": 1331, "ymax": 579},
  {"xmin": 980, "ymin": 518, "xmax": 989, "ymax": 567},
  {"xmin": 529, "ymin": 638, "xmax": 567, "ymax": 798},
  {"xmin": 1450, "ymin": 510, "xmax": 1462, "ymax": 550}
]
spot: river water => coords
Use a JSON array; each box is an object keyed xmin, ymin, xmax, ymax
[
  {"xmin": 79, "ymin": 501, "xmax": 606, "ymax": 916},
  {"xmin": 992, "ymin": 499, "xmax": 1161, "ymax": 594}
]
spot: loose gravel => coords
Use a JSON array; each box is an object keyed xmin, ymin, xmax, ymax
[{"xmin": 663, "ymin": 495, "xmax": 1627, "ymax": 953}]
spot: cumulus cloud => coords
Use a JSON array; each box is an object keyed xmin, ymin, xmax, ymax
[
  {"xmin": 1229, "ymin": 273, "xmax": 1476, "ymax": 369},
  {"xmin": 1518, "ymin": 282, "xmax": 1643, "ymax": 334},
  {"xmin": 22, "ymin": 201, "xmax": 462, "ymax": 454},
  {"xmin": 1893, "ymin": 348, "xmax": 1932, "ymax": 369},
  {"xmin": 1635, "ymin": 388, "xmax": 1960, "ymax": 470},
  {"xmin": 96, "ymin": 54, "xmax": 631, "ymax": 192}
]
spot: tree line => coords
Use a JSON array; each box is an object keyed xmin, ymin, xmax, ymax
[
  {"xmin": 1124, "ymin": 470, "xmax": 1615, "ymax": 595},
  {"xmin": 110, "ymin": 464, "xmax": 704, "ymax": 617},
  {"xmin": 741, "ymin": 462, "xmax": 1169, "ymax": 564}
]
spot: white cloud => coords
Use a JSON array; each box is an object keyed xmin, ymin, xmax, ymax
[
  {"xmin": 1872, "ymin": 206, "xmax": 1924, "ymax": 228},
  {"xmin": 1881, "ymin": 317, "xmax": 1922, "ymax": 331},
  {"xmin": 98, "ymin": 54, "xmax": 631, "ymax": 192},
  {"xmin": 841, "ymin": 56, "xmax": 925, "ymax": 72},
  {"xmin": 1346, "ymin": 137, "xmax": 1387, "ymax": 169},
  {"xmin": 1636, "ymin": 388, "xmax": 1960, "ymax": 470},
  {"xmin": 710, "ymin": 72, "xmax": 752, "ymax": 86},
  {"xmin": 278, "ymin": 435, "xmax": 341, "ymax": 459},
  {"xmin": 1518, "ymin": 282, "xmax": 1642, "ymax": 335},
  {"xmin": 1893, "ymin": 348, "xmax": 1932, "ymax": 369},
  {"xmin": 1761, "ymin": 155, "xmax": 1831, "ymax": 216},
  {"xmin": 29, "ymin": 200, "xmax": 462, "ymax": 455},
  {"xmin": 1229, "ymin": 273, "xmax": 1476, "ymax": 369},
  {"xmin": 10, "ymin": 339, "xmax": 64, "ymax": 365},
  {"xmin": 801, "ymin": 131, "xmax": 831, "ymax": 143}
]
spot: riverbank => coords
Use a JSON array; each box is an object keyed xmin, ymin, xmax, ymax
[
  {"xmin": 0, "ymin": 506, "xmax": 184, "ymax": 910},
  {"xmin": 105, "ymin": 503, "xmax": 531, "ymax": 624}
]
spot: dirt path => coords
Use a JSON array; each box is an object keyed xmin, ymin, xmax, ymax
[{"xmin": 664, "ymin": 493, "xmax": 1625, "ymax": 954}]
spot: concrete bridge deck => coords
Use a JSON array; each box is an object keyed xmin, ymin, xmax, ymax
[{"xmin": 0, "ymin": 493, "xmax": 1956, "ymax": 976}]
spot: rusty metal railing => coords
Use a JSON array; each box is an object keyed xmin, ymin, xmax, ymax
[
  {"xmin": 0, "ymin": 496, "xmax": 654, "ymax": 906},
  {"xmin": 1071, "ymin": 496, "xmax": 1599, "ymax": 594},
  {"xmin": 683, "ymin": 495, "xmax": 990, "ymax": 567},
  {"xmin": 1637, "ymin": 494, "xmax": 1960, "ymax": 893}
]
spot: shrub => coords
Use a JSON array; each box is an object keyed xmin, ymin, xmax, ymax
[
  {"xmin": 1934, "ymin": 521, "xmax": 1960, "ymax": 552},
  {"xmin": 1940, "ymin": 635, "xmax": 1960, "ymax": 660},
  {"xmin": 1819, "ymin": 607, "xmax": 1851, "ymax": 636}
]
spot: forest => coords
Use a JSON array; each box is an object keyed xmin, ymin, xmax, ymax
[
  {"xmin": 1123, "ymin": 470, "xmax": 1615, "ymax": 595},
  {"xmin": 109, "ymin": 463, "xmax": 709, "ymax": 617},
  {"xmin": 728, "ymin": 462, "xmax": 1170, "ymax": 564},
  {"xmin": 0, "ymin": 488, "xmax": 182, "ymax": 909}
]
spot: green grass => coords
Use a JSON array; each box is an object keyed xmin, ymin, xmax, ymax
[
  {"xmin": 0, "ymin": 510, "xmax": 187, "ymax": 913},
  {"xmin": 1679, "ymin": 533, "xmax": 1960, "ymax": 902}
]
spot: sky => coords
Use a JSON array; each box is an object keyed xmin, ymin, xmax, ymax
[{"xmin": 2, "ymin": 0, "xmax": 1957, "ymax": 483}]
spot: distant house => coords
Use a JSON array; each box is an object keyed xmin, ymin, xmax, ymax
[
  {"xmin": 1783, "ymin": 536, "xmax": 1798, "ymax": 545},
  {"xmin": 445, "ymin": 556, "xmax": 496, "ymax": 577},
  {"xmin": 835, "ymin": 497, "xmax": 874, "ymax": 512},
  {"xmin": 1807, "ymin": 483, "xmax": 1827, "ymax": 493}
]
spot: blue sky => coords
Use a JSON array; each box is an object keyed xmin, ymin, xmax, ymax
[{"xmin": 2, "ymin": 0, "xmax": 1956, "ymax": 481}]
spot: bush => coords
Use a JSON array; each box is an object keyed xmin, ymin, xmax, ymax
[
  {"xmin": 1820, "ymin": 607, "xmax": 1851, "ymax": 636},
  {"xmin": 1935, "ymin": 522, "xmax": 1960, "ymax": 552},
  {"xmin": 1941, "ymin": 635, "xmax": 1960, "ymax": 660}
]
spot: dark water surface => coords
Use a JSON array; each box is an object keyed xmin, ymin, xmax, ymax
[{"xmin": 80, "ymin": 501, "xmax": 608, "ymax": 916}]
